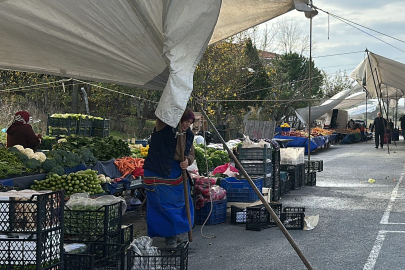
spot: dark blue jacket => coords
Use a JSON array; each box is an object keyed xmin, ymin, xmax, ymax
[{"xmin": 143, "ymin": 125, "xmax": 194, "ymax": 177}]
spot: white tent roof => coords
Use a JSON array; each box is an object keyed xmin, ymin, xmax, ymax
[
  {"xmin": 0, "ymin": 0, "xmax": 311, "ymax": 127},
  {"xmin": 350, "ymin": 52, "xmax": 405, "ymax": 100},
  {"xmin": 295, "ymin": 84, "xmax": 365, "ymax": 124}
]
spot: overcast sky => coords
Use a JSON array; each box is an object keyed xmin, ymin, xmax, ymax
[{"xmin": 260, "ymin": 0, "xmax": 405, "ymax": 80}]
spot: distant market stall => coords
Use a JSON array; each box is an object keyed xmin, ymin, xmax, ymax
[{"xmin": 273, "ymin": 127, "xmax": 336, "ymax": 154}]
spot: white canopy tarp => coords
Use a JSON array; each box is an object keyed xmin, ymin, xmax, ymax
[
  {"xmin": 295, "ymin": 84, "xmax": 365, "ymax": 124},
  {"xmin": 350, "ymin": 52, "xmax": 405, "ymax": 100},
  {"xmin": 0, "ymin": 0, "xmax": 311, "ymax": 127}
]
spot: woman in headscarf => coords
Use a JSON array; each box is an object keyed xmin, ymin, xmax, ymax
[
  {"xmin": 143, "ymin": 108, "xmax": 195, "ymax": 248},
  {"xmin": 6, "ymin": 111, "xmax": 42, "ymax": 151}
]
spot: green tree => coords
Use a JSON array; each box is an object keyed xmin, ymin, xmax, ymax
[
  {"xmin": 267, "ymin": 52, "xmax": 324, "ymax": 124},
  {"xmin": 322, "ymin": 70, "xmax": 355, "ymax": 99}
]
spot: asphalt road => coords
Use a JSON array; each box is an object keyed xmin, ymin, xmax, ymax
[{"xmin": 187, "ymin": 139, "xmax": 405, "ymax": 270}]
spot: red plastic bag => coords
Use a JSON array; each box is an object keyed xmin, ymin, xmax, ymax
[{"xmin": 212, "ymin": 163, "xmax": 239, "ymax": 177}]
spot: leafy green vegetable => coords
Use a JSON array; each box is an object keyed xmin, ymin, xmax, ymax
[
  {"xmin": 49, "ymin": 165, "xmax": 65, "ymax": 176},
  {"xmin": 53, "ymin": 135, "xmax": 131, "ymax": 161}
]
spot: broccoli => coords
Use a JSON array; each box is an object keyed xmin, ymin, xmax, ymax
[
  {"xmin": 8, "ymin": 147, "xmax": 28, "ymax": 162},
  {"xmin": 49, "ymin": 165, "xmax": 65, "ymax": 176},
  {"xmin": 41, "ymin": 158, "xmax": 57, "ymax": 173},
  {"xmin": 78, "ymin": 148, "xmax": 92, "ymax": 163},
  {"xmin": 46, "ymin": 151, "xmax": 63, "ymax": 165},
  {"xmin": 24, "ymin": 158, "xmax": 41, "ymax": 171},
  {"xmin": 64, "ymin": 151, "xmax": 81, "ymax": 168}
]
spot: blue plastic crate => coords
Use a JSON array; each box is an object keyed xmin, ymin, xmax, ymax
[
  {"xmin": 195, "ymin": 199, "xmax": 227, "ymax": 225},
  {"xmin": 220, "ymin": 177, "xmax": 263, "ymax": 202}
]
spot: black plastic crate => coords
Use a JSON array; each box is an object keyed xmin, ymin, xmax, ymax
[
  {"xmin": 46, "ymin": 115, "xmax": 77, "ymax": 136},
  {"xmin": 0, "ymin": 190, "xmax": 64, "ymax": 233},
  {"xmin": 245, "ymin": 203, "xmax": 282, "ymax": 231},
  {"xmin": 64, "ymin": 201, "xmax": 122, "ymax": 241},
  {"xmin": 77, "ymin": 118, "xmax": 92, "ymax": 137},
  {"xmin": 92, "ymin": 118, "xmax": 110, "ymax": 129},
  {"xmin": 281, "ymin": 212, "xmax": 305, "ymax": 230},
  {"xmin": 64, "ymin": 243, "xmax": 125, "ymax": 270},
  {"xmin": 299, "ymin": 163, "xmax": 306, "ymax": 188},
  {"xmin": 283, "ymin": 206, "xmax": 305, "ymax": 213},
  {"xmin": 281, "ymin": 164, "xmax": 304, "ymax": 190},
  {"xmin": 91, "ymin": 128, "xmax": 110, "ymax": 138},
  {"xmin": 195, "ymin": 199, "xmax": 227, "ymax": 225},
  {"xmin": 240, "ymin": 160, "xmax": 272, "ymax": 175},
  {"xmin": 272, "ymin": 163, "xmax": 280, "ymax": 201},
  {"xmin": 279, "ymin": 171, "xmax": 290, "ymax": 195},
  {"xmin": 305, "ymin": 171, "xmax": 317, "ymax": 186},
  {"xmin": 128, "ymin": 241, "xmax": 189, "ymax": 270},
  {"xmin": 268, "ymin": 203, "xmax": 283, "ymax": 226},
  {"xmin": 0, "ymin": 228, "xmax": 63, "ymax": 269},
  {"xmin": 305, "ymin": 160, "xmax": 323, "ymax": 172},
  {"xmin": 64, "ymin": 253, "xmax": 94, "ymax": 270},
  {"xmin": 47, "ymin": 116, "xmax": 77, "ymax": 128},
  {"xmin": 238, "ymin": 145, "xmax": 272, "ymax": 160},
  {"xmin": 280, "ymin": 179, "xmax": 290, "ymax": 195},
  {"xmin": 230, "ymin": 205, "xmax": 246, "ymax": 224},
  {"xmin": 246, "ymin": 205, "xmax": 270, "ymax": 231}
]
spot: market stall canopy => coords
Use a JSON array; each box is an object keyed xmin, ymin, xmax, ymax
[
  {"xmin": 0, "ymin": 0, "xmax": 311, "ymax": 127},
  {"xmin": 295, "ymin": 84, "xmax": 364, "ymax": 124},
  {"xmin": 350, "ymin": 52, "xmax": 405, "ymax": 100}
]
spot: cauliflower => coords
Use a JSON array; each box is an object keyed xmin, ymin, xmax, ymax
[
  {"xmin": 34, "ymin": 152, "xmax": 47, "ymax": 163},
  {"xmin": 13, "ymin": 145, "xmax": 25, "ymax": 151},
  {"xmin": 23, "ymin": 148, "xmax": 35, "ymax": 157}
]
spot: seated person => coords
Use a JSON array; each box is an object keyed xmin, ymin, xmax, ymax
[{"xmin": 6, "ymin": 111, "xmax": 42, "ymax": 151}]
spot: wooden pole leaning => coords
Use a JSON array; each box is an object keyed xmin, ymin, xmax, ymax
[
  {"xmin": 178, "ymin": 123, "xmax": 193, "ymax": 242},
  {"xmin": 199, "ymin": 109, "xmax": 314, "ymax": 270}
]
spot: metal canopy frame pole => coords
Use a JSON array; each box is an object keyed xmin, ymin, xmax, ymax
[
  {"xmin": 307, "ymin": 3, "xmax": 313, "ymax": 167},
  {"xmin": 363, "ymin": 86, "xmax": 368, "ymax": 143},
  {"xmin": 199, "ymin": 108, "xmax": 314, "ymax": 270}
]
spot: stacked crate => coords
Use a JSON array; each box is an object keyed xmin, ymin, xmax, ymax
[
  {"xmin": 304, "ymin": 159, "xmax": 323, "ymax": 186},
  {"xmin": 237, "ymin": 145, "xmax": 272, "ymax": 189},
  {"xmin": 64, "ymin": 201, "xmax": 132, "ymax": 246},
  {"xmin": 0, "ymin": 190, "xmax": 65, "ymax": 269},
  {"xmin": 280, "ymin": 148, "xmax": 305, "ymax": 190},
  {"xmin": 220, "ymin": 177, "xmax": 263, "ymax": 202},
  {"xmin": 46, "ymin": 115, "xmax": 110, "ymax": 138},
  {"xmin": 64, "ymin": 243, "xmax": 126, "ymax": 270},
  {"xmin": 195, "ymin": 199, "xmax": 227, "ymax": 225},
  {"xmin": 77, "ymin": 117, "xmax": 92, "ymax": 137},
  {"xmin": 91, "ymin": 118, "xmax": 110, "ymax": 138},
  {"xmin": 270, "ymin": 145, "xmax": 281, "ymax": 201},
  {"xmin": 279, "ymin": 171, "xmax": 290, "ymax": 195},
  {"xmin": 46, "ymin": 115, "xmax": 77, "ymax": 136}
]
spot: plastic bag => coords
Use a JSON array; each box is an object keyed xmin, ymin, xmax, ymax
[
  {"xmin": 212, "ymin": 163, "xmax": 239, "ymax": 177},
  {"xmin": 130, "ymin": 236, "xmax": 160, "ymax": 270},
  {"xmin": 187, "ymin": 160, "xmax": 199, "ymax": 175},
  {"xmin": 66, "ymin": 193, "xmax": 127, "ymax": 215}
]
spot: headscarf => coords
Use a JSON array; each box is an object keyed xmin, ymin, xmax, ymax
[
  {"xmin": 180, "ymin": 108, "xmax": 195, "ymax": 124},
  {"xmin": 13, "ymin": 111, "xmax": 30, "ymax": 125}
]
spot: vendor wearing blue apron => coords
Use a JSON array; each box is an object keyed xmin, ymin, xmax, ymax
[{"xmin": 143, "ymin": 108, "xmax": 195, "ymax": 248}]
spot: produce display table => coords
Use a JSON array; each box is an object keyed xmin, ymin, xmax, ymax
[{"xmin": 273, "ymin": 134, "xmax": 336, "ymax": 154}]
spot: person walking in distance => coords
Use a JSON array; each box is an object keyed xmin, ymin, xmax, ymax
[{"xmin": 371, "ymin": 112, "xmax": 387, "ymax": 149}]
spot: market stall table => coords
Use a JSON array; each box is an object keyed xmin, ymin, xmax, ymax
[
  {"xmin": 272, "ymin": 138, "xmax": 293, "ymax": 148},
  {"xmin": 273, "ymin": 134, "xmax": 336, "ymax": 154}
]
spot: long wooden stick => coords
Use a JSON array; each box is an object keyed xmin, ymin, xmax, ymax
[
  {"xmin": 179, "ymin": 124, "xmax": 193, "ymax": 242},
  {"xmin": 199, "ymin": 109, "xmax": 313, "ymax": 270}
]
